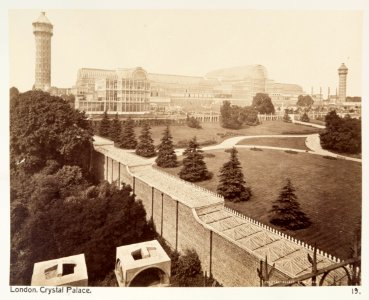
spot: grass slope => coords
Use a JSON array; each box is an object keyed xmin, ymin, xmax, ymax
[
  {"xmin": 138, "ymin": 121, "xmax": 322, "ymax": 147},
  {"xmin": 159, "ymin": 149, "xmax": 361, "ymax": 259}
]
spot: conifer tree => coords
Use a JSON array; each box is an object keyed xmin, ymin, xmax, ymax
[
  {"xmin": 109, "ymin": 113, "xmax": 121, "ymax": 143},
  {"xmin": 117, "ymin": 117, "xmax": 137, "ymax": 149},
  {"xmin": 217, "ymin": 147, "xmax": 251, "ymax": 202},
  {"xmin": 135, "ymin": 121, "xmax": 156, "ymax": 157},
  {"xmin": 268, "ymin": 178, "xmax": 311, "ymax": 230},
  {"xmin": 156, "ymin": 126, "xmax": 177, "ymax": 168},
  {"xmin": 99, "ymin": 111, "xmax": 111, "ymax": 138},
  {"xmin": 179, "ymin": 137, "xmax": 212, "ymax": 182}
]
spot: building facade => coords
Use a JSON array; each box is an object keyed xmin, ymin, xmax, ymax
[
  {"xmin": 75, "ymin": 68, "xmax": 150, "ymax": 114},
  {"xmin": 74, "ymin": 64, "xmax": 304, "ymax": 115},
  {"xmin": 33, "ymin": 12, "xmax": 53, "ymax": 91}
]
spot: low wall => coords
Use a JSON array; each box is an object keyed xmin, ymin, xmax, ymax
[{"xmin": 91, "ymin": 150, "xmax": 293, "ymax": 286}]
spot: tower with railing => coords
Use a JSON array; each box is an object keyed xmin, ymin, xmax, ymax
[
  {"xmin": 33, "ymin": 12, "xmax": 53, "ymax": 91},
  {"xmin": 338, "ymin": 63, "xmax": 348, "ymax": 103}
]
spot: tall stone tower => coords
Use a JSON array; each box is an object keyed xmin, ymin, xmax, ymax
[
  {"xmin": 338, "ymin": 63, "xmax": 348, "ymax": 103},
  {"xmin": 33, "ymin": 12, "xmax": 53, "ymax": 91}
]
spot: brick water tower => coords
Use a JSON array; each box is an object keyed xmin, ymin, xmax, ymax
[
  {"xmin": 33, "ymin": 12, "xmax": 53, "ymax": 91},
  {"xmin": 338, "ymin": 63, "xmax": 348, "ymax": 103}
]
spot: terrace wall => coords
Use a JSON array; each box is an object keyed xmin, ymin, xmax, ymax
[{"xmin": 92, "ymin": 150, "xmax": 291, "ymax": 286}]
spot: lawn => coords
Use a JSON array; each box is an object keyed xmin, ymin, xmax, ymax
[
  {"xmin": 328, "ymin": 150, "xmax": 362, "ymax": 160},
  {"xmin": 137, "ymin": 121, "xmax": 322, "ymax": 148},
  {"xmin": 158, "ymin": 148, "xmax": 362, "ymax": 259},
  {"xmin": 309, "ymin": 119, "xmax": 326, "ymax": 126},
  {"xmin": 237, "ymin": 137, "xmax": 309, "ymax": 151}
]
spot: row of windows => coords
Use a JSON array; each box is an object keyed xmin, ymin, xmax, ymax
[
  {"xmin": 105, "ymin": 80, "xmax": 149, "ymax": 90},
  {"xmin": 78, "ymin": 101, "xmax": 150, "ymax": 112}
]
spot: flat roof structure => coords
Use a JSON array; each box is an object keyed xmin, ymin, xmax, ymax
[
  {"xmin": 115, "ymin": 240, "xmax": 171, "ymax": 287},
  {"xmin": 31, "ymin": 254, "xmax": 88, "ymax": 286},
  {"xmin": 196, "ymin": 204, "xmax": 348, "ymax": 285},
  {"xmin": 93, "ymin": 135, "xmax": 154, "ymax": 167}
]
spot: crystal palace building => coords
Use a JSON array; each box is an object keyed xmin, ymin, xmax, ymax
[{"xmin": 74, "ymin": 65, "xmax": 304, "ymax": 116}]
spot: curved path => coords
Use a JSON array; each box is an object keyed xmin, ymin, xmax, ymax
[
  {"xmin": 122, "ymin": 133, "xmax": 361, "ymax": 163},
  {"xmin": 183, "ymin": 134, "xmax": 361, "ymax": 163},
  {"xmin": 203, "ymin": 134, "xmax": 309, "ymax": 151}
]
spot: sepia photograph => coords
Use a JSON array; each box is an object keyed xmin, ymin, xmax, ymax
[{"xmin": 2, "ymin": 0, "xmax": 368, "ymax": 299}]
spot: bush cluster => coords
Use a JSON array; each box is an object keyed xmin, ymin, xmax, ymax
[{"xmin": 320, "ymin": 111, "xmax": 361, "ymax": 154}]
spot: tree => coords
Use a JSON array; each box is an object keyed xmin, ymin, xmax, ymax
[
  {"xmin": 109, "ymin": 113, "xmax": 121, "ymax": 143},
  {"xmin": 297, "ymin": 95, "xmax": 314, "ymax": 107},
  {"xmin": 283, "ymin": 110, "xmax": 292, "ymax": 123},
  {"xmin": 135, "ymin": 122, "xmax": 156, "ymax": 157},
  {"xmin": 239, "ymin": 106, "xmax": 259, "ymax": 125},
  {"xmin": 99, "ymin": 111, "xmax": 111, "ymax": 138},
  {"xmin": 220, "ymin": 101, "xmax": 242, "ymax": 129},
  {"xmin": 179, "ymin": 137, "xmax": 212, "ymax": 182},
  {"xmin": 320, "ymin": 111, "xmax": 361, "ymax": 154},
  {"xmin": 10, "ymin": 163, "xmax": 154, "ymax": 285},
  {"xmin": 252, "ymin": 93, "xmax": 275, "ymax": 114},
  {"xmin": 220, "ymin": 101, "xmax": 259, "ymax": 129},
  {"xmin": 10, "ymin": 90, "xmax": 93, "ymax": 175},
  {"xmin": 186, "ymin": 116, "xmax": 202, "ymax": 129},
  {"xmin": 10, "ymin": 86, "xmax": 19, "ymax": 102},
  {"xmin": 60, "ymin": 94, "xmax": 75, "ymax": 108},
  {"xmin": 217, "ymin": 147, "xmax": 251, "ymax": 202},
  {"xmin": 117, "ymin": 117, "xmax": 137, "ymax": 149},
  {"xmin": 300, "ymin": 112, "xmax": 310, "ymax": 122},
  {"xmin": 175, "ymin": 249, "xmax": 202, "ymax": 287},
  {"xmin": 268, "ymin": 178, "xmax": 311, "ymax": 230},
  {"xmin": 156, "ymin": 126, "xmax": 178, "ymax": 168}
]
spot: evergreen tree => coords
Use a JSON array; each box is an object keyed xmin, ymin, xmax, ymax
[
  {"xmin": 268, "ymin": 178, "xmax": 311, "ymax": 230},
  {"xmin": 117, "ymin": 117, "xmax": 137, "ymax": 149},
  {"xmin": 217, "ymin": 147, "xmax": 251, "ymax": 202},
  {"xmin": 109, "ymin": 113, "xmax": 121, "ymax": 143},
  {"xmin": 135, "ymin": 122, "xmax": 156, "ymax": 157},
  {"xmin": 179, "ymin": 137, "xmax": 212, "ymax": 182},
  {"xmin": 99, "ymin": 111, "xmax": 111, "ymax": 138},
  {"xmin": 156, "ymin": 126, "xmax": 178, "ymax": 168}
]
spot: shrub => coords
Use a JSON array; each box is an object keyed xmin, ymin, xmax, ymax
[
  {"xmin": 300, "ymin": 112, "xmax": 310, "ymax": 123},
  {"xmin": 283, "ymin": 111, "xmax": 292, "ymax": 123},
  {"xmin": 176, "ymin": 249, "xmax": 202, "ymax": 286},
  {"xmin": 186, "ymin": 116, "xmax": 202, "ymax": 129},
  {"xmin": 250, "ymin": 147, "xmax": 263, "ymax": 151},
  {"xmin": 323, "ymin": 155, "xmax": 337, "ymax": 160},
  {"xmin": 285, "ymin": 150, "xmax": 298, "ymax": 154}
]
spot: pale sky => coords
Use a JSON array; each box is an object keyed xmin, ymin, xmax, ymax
[{"xmin": 9, "ymin": 10, "xmax": 363, "ymax": 96}]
